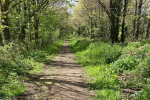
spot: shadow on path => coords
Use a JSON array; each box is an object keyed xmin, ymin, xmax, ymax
[{"xmin": 14, "ymin": 39, "xmax": 95, "ymax": 100}]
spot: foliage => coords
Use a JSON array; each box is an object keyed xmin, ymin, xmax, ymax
[
  {"xmin": 138, "ymin": 56, "xmax": 150, "ymax": 78},
  {"xmin": 0, "ymin": 38, "xmax": 65, "ymax": 99},
  {"xmin": 131, "ymin": 84, "xmax": 150, "ymax": 100},
  {"xmin": 113, "ymin": 54, "xmax": 139, "ymax": 73},
  {"xmin": 86, "ymin": 64, "xmax": 119, "ymax": 90},
  {"xmin": 69, "ymin": 36, "xmax": 92, "ymax": 52},
  {"xmin": 96, "ymin": 89, "xmax": 120, "ymax": 100},
  {"xmin": 69, "ymin": 36, "xmax": 150, "ymax": 99},
  {"xmin": 30, "ymin": 50, "xmax": 47, "ymax": 59},
  {"xmin": 0, "ymin": 0, "xmax": 72, "ymax": 99},
  {"xmin": 71, "ymin": 38, "xmax": 122, "ymax": 65},
  {"xmin": 1, "ymin": 73, "xmax": 25, "ymax": 98}
]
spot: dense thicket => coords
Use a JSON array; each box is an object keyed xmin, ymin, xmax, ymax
[{"xmin": 71, "ymin": 0, "xmax": 150, "ymax": 43}]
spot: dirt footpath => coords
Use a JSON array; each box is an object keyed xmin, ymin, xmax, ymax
[{"xmin": 16, "ymin": 39, "xmax": 95, "ymax": 100}]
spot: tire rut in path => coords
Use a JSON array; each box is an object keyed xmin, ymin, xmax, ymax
[{"xmin": 16, "ymin": 39, "xmax": 95, "ymax": 100}]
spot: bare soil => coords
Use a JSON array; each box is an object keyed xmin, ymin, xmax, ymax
[{"xmin": 15, "ymin": 39, "xmax": 95, "ymax": 100}]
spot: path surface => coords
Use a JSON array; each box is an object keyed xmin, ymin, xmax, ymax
[{"xmin": 16, "ymin": 39, "xmax": 95, "ymax": 100}]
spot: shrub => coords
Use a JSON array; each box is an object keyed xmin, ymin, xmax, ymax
[
  {"xmin": 30, "ymin": 50, "xmax": 47, "ymax": 59},
  {"xmin": 141, "ymin": 39, "xmax": 150, "ymax": 45},
  {"xmin": 0, "ymin": 43, "xmax": 33, "ymax": 98},
  {"xmin": 1, "ymin": 73, "xmax": 25, "ymax": 97},
  {"xmin": 138, "ymin": 56, "xmax": 150, "ymax": 78}
]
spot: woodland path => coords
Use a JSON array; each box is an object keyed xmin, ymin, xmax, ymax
[{"xmin": 16, "ymin": 39, "xmax": 95, "ymax": 100}]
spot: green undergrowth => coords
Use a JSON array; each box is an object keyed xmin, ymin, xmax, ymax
[
  {"xmin": 69, "ymin": 36, "xmax": 150, "ymax": 100},
  {"xmin": 0, "ymin": 38, "xmax": 65, "ymax": 99}
]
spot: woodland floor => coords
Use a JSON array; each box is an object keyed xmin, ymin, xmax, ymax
[{"xmin": 14, "ymin": 39, "xmax": 95, "ymax": 100}]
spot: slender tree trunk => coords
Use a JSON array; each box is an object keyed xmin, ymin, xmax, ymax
[
  {"xmin": 135, "ymin": 0, "xmax": 143, "ymax": 40},
  {"xmin": 0, "ymin": 33, "xmax": 2, "ymax": 45},
  {"xmin": 1, "ymin": 0, "xmax": 11, "ymax": 42},
  {"xmin": 115, "ymin": 17, "xmax": 120, "ymax": 42},
  {"xmin": 90, "ymin": 8, "xmax": 93, "ymax": 36},
  {"xmin": 3, "ymin": 16, "xmax": 10, "ymax": 41},
  {"xmin": 133, "ymin": 0, "xmax": 137, "ymax": 36},
  {"xmin": 146, "ymin": 19, "xmax": 150, "ymax": 38},
  {"xmin": 110, "ymin": 0, "xmax": 115, "ymax": 44},
  {"xmin": 20, "ymin": 2, "xmax": 27, "ymax": 40},
  {"xmin": 34, "ymin": 16, "xmax": 39, "ymax": 47},
  {"xmin": 121, "ymin": 0, "xmax": 128, "ymax": 43}
]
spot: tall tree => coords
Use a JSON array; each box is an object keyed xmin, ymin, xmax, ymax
[
  {"xmin": 0, "ymin": 0, "xmax": 23, "ymax": 42},
  {"xmin": 121, "ymin": 0, "xmax": 128, "ymax": 42},
  {"xmin": 97, "ymin": 0, "xmax": 122, "ymax": 43},
  {"xmin": 135, "ymin": 0, "xmax": 143, "ymax": 40}
]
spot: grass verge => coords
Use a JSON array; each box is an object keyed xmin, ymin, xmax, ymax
[
  {"xmin": 69, "ymin": 36, "xmax": 150, "ymax": 100},
  {"xmin": 0, "ymin": 38, "xmax": 66, "ymax": 99}
]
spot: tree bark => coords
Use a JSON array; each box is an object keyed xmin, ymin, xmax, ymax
[
  {"xmin": 135, "ymin": 0, "xmax": 143, "ymax": 40},
  {"xmin": 97, "ymin": 0, "xmax": 122, "ymax": 43},
  {"xmin": 90, "ymin": 8, "xmax": 93, "ymax": 36},
  {"xmin": 20, "ymin": 2, "xmax": 27, "ymax": 40},
  {"xmin": 146, "ymin": 19, "xmax": 150, "ymax": 38},
  {"xmin": 1, "ymin": 0, "xmax": 11, "ymax": 42},
  {"xmin": 0, "ymin": 33, "xmax": 3, "ymax": 45},
  {"xmin": 110, "ymin": 0, "xmax": 115, "ymax": 44},
  {"xmin": 121, "ymin": 0, "xmax": 128, "ymax": 43},
  {"xmin": 133, "ymin": 0, "xmax": 137, "ymax": 36}
]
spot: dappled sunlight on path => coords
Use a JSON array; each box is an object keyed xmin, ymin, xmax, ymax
[{"xmin": 15, "ymin": 39, "xmax": 95, "ymax": 100}]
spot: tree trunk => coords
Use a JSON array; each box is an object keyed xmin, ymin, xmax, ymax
[
  {"xmin": 34, "ymin": 16, "xmax": 39, "ymax": 47},
  {"xmin": 121, "ymin": 0, "xmax": 128, "ymax": 43},
  {"xmin": 3, "ymin": 17, "xmax": 10, "ymax": 41},
  {"xmin": 133, "ymin": 0, "xmax": 137, "ymax": 36},
  {"xmin": 110, "ymin": 0, "xmax": 115, "ymax": 44},
  {"xmin": 115, "ymin": 17, "xmax": 120, "ymax": 42},
  {"xmin": 146, "ymin": 19, "xmax": 150, "ymax": 38},
  {"xmin": 1, "ymin": 0, "xmax": 11, "ymax": 42},
  {"xmin": 135, "ymin": 0, "xmax": 143, "ymax": 40},
  {"xmin": 90, "ymin": 8, "xmax": 93, "ymax": 36},
  {"xmin": 114, "ymin": 0, "xmax": 122, "ymax": 43},
  {"xmin": 20, "ymin": 2, "xmax": 27, "ymax": 40},
  {"xmin": 0, "ymin": 33, "xmax": 3, "ymax": 45}
]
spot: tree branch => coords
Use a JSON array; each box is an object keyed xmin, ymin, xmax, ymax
[
  {"xmin": 6, "ymin": 0, "xmax": 24, "ymax": 14},
  {"xmin": 97, "ymin": 0, "xmax": 111, "ymax": 18}
]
